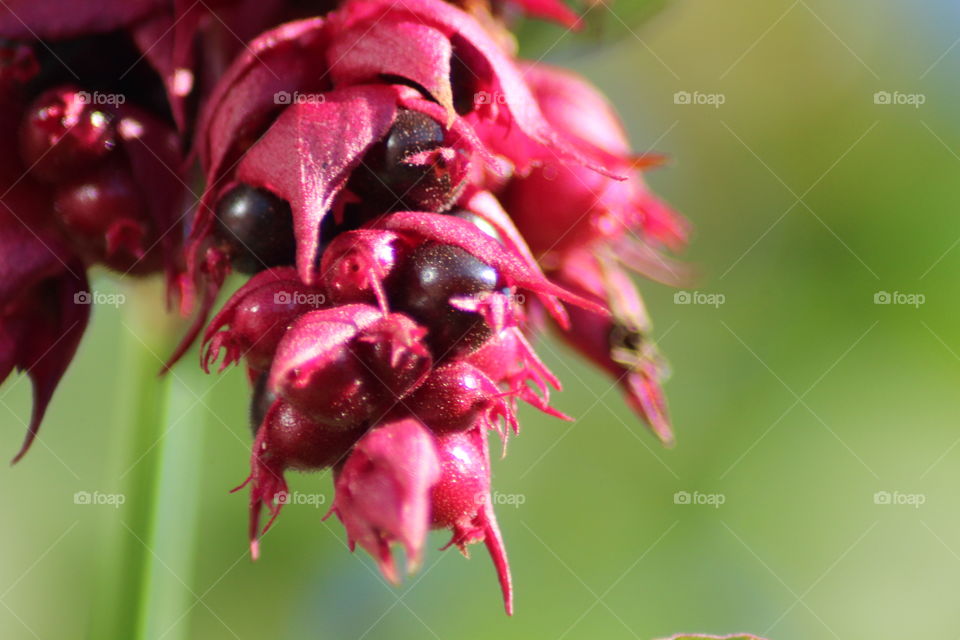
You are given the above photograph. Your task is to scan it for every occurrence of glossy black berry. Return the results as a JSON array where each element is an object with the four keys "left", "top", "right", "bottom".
[
  {"left": 391, "top": 243, "right": 499, "bottom": 358},
  {"left": 384, "top": 109, "right": 444, "bottom": 165},
  {"left": 348, "top": 109, "right": 455, "bottom": 215},
  {"left": 214, "top": 184, "right": 295, "bottom": 274}
]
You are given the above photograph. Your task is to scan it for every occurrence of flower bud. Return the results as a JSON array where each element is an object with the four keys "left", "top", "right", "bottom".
[
  {"left": 551, "top": 254, "right": 673, "bottom": 445},
  {"left": 203, "top": 267, "right": 327, "bottom": 373},
  {"left": 502, "top": 62, "right": 687, "bottom": 258},
  {"left": 269, "top": 304, "right": 432, "bottom": 429},
  {"left": 430, "top": 426, "right": 513, "bottom": 614},
  {"left": 331, "top": 417, "right": 440, "bottom": 582},
  {"left": 242, "top": 397, "right": 362, "bottom": 557}
]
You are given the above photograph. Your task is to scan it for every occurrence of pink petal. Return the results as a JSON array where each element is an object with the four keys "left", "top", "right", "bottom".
[
  {"left": 340, "top": 0, "right": 617, "bottom": 176},
  {"left": 327, "top": 16, "right": 454, "bottom": 120},
  {"left": 235, "top": 86, "right": 398, "bottom": 283},
  {"left": 333, "top": 418, "right": 441, "bottom": 580},
  {"left": 196, "top": 16, "right": 328, "bottom": 187}
]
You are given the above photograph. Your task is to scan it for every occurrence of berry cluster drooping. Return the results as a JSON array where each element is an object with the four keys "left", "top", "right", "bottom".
[
  {"left": 192, "top": 0, "right": 687, "bottom": 614},
  {"left": 1, "top": 0, "right": 689, "bottom": 615}
]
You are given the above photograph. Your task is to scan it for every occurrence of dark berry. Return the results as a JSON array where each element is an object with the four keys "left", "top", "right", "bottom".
[
  {"left": 272, "top": 307, "right": 432, "bottom": 431},
  {"left": 383, "top": 109, "right": 445, "bottom": 167},
  {"left": 391, "top": 243, "right": 498, "bottom": 357},
  {"left": 214, "top": 184, "right": 296, "bottom": 274},
  {"left": 348, "top": 109, "right": 456, "bottom": 214}
]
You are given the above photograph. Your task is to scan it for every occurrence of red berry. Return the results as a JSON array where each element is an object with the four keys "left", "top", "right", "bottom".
[
  {"left": 349, "top": 109, "right": 456, "bottom": 213},
  {"left": 430, "top": 429, "right": 488, "bottom": 530},
  {"left": 53, "top": 163, "right": 157, "bottom": 272},
  {"left": 205, "top": 276, "right": 327, "bottom": 373},
  {"left": 19, "top": 86, "right": 116, "bottom": 183},
  {"left": 258, "top": 399, "right": 360, "bottom": 470},
  {"left": 406, "top": 361, "right": 503, "bottom": 434},
  {"left": 320, "top": 229, "right": 413, "bottom": 307}
]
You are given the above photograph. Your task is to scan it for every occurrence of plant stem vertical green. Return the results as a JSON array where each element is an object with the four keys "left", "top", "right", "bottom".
[{"left": 86, "top": 280, "right": 205, "bottom": 640}]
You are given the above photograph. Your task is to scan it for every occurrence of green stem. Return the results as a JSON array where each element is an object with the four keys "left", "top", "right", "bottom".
[
  {"left": 134, "top": 364, "right": 205, "bottom": 639},
  {"left": 86, "top": 282, "right": 205, "bottom": 640}
]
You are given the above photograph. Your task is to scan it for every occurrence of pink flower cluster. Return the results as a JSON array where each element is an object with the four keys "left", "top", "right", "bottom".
[{"left": 0, "top": 0, "right": 687, "bottom": 612}]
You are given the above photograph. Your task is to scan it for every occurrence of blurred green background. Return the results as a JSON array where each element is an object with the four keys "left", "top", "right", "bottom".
[{"left": 3, "top": 0, "right": 960, "bottom": 638}]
